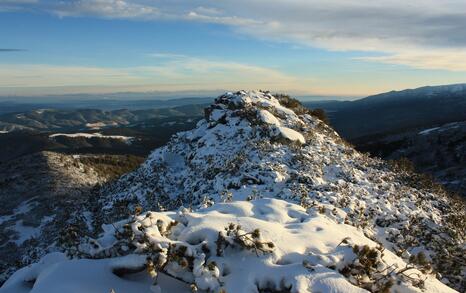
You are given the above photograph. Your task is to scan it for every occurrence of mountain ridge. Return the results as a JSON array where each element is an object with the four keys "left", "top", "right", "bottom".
[
  {"left": 304, "top": 83, "right": 466, "bottom": 140},
  {"left": 363, "top": 83, "right": 466, "bottom": 101},
  {"left": 1, "top": 91, "right": 465, "bottom": 293}
]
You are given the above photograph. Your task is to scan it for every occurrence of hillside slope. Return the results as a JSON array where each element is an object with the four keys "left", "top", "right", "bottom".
[
  {"left": 0, "top": 152, "right": 143, "bottom": 283},
  {"left": 355, "top": 121, "right": 466, "bottom": 196},
  {"left": 2, "top": 91, "right": 465, "bottom": 293}
]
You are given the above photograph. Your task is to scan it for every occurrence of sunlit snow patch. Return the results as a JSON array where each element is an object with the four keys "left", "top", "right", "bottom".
[{"left": 49, "top": 132, "right": 134, "bottom": 144}]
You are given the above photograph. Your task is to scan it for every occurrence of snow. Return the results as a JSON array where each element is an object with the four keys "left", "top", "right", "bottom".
[
  {"left": 96, "top": 92, "right": 463, "bottom": 291},
  {"left": 0, "top": 130, "right": 9, "bottom": 134},
  {"left": 1, "top": 199, "right": 56, "bottom": 245},
  {"left": 258, "top": 109, "right": 281, "bottom": 126},
  {"left": 0, "top": 200, "right": 38, "bottom": 225},
  {"left": 9, "top": 220, "right": 40, "bottom": 245},
  {"left": 1, "top": 199, "right": 455, "bottom": 293},
  {"left": 0, "top": 253, "right": 191, "bottom": 293},
  {"left": 424, "top": 83, "right": 466, "bottom": 95},
  {"left": 275, "top": 126, "right": 306, "bottom": 144},
  {"left": 210, "top": 109, "right": 226, "bottom": 121},
  {"left": 49, "top": 132, "right": 134, "bottom": 144},
  {"left": 1, "top": 91, "right": 464, "bottom": 293},
  {"left": 85, "top": 122, "right": 107, "bottom": 130},
  {"left": 418, "top": 127, "right": 440, "bottom": 135},
  {"left": 14, "top": 200, "right": 38, "bottom": 214},
  {"left": 7, "top": 215, "right": 54, "bottom": 245},
  {"left": 418, "top": 122, "right": 461, "bottom": 135},
  {"left": 0, "top": 214, "right": 14, "bottom": 225}
]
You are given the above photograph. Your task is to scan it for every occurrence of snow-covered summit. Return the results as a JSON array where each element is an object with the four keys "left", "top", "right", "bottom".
[
  {"left": 100, "top": 90, "right": 341, "bottom": 210},
  {"left": 1, "top": 91, "right": 465, "bottom": 293}
]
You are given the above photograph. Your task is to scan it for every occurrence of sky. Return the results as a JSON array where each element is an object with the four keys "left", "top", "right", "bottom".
[{"left": 1, "top": 0, "right": 466, "bottom": 98}]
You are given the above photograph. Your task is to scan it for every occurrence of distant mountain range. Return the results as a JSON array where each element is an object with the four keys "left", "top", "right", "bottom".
[
  {"left": 0, "top": 97, "right": 213, "bottom": 115},
  {"left": 0, "top": 103, "right": 207, "bottom": 132},
  {"left": 304, "top": 83, "right": 466, "bottom": 139}
]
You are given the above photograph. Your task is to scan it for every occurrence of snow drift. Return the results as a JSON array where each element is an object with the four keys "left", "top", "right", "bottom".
[{"left": 1, "top": 199, "right": 456, "bottom": 293}]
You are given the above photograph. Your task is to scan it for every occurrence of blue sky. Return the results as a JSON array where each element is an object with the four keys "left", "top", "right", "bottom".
[{"left": 1, "top": 0, "right": 466, "bottom": 97}]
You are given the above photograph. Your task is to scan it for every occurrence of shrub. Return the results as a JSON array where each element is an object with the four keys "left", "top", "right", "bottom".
[
  {"left": 310, "top": 108, "right": 330, "bottom": 125},
  {"left": 216, "top": 223, "right": 275, "bottom": 257},
  {"left": 274, "top": 93, "right": 310, "bottom": 115},
  {"left": 78, "top": 154, "right": 144, "bottom": 180},
  {"left": 340, "top": 243, "right": 432, "bottom": 293}
]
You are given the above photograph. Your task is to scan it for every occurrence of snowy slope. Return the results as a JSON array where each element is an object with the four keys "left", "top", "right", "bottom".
[
  {"left": 2, "top": 91, "right": 465, "bottom": 292},
  {"left": 1, "top": 199, "right": 456, "bottom": 293}
]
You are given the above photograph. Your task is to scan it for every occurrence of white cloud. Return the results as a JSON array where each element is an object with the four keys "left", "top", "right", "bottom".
[
  {"left": 53, "top": 0, "right": 159, "bottom": 19},
  {"left": 355, "top": 48, "right": 466, "bottom": 72},
  {"left": 5, "top": 1, "right": 466, "bottom": 71},
  {"left": 0, "top": 56, "right": 311, "bottom": 95},
  {"left": 186, "top": 11, "right": 262, "bottom": 26},
  {"left": 192, "top": 6, "right": 222, "bottom": 16},
  {"left": 47, "top": 0, "right": 466, "bottom": 71},
  {"left": 0, "top": 0, "right": 37, "bottom": 3},
  {"left": 0, "top": 0, "right": 37, "bottom": 11},
  {"left": 148, "top": 52, "right": 189, "bottom": 59}
]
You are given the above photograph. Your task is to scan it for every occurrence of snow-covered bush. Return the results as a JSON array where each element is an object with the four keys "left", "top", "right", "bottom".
[
  {"left": 59, "top": 202, "right": 279, "bottom": 292},
  {"left": 339, "top": 243, "right": 434, "bottom": 293},
  {"left": 215, "top": 223, "right": 275, "bottom": 257}
]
